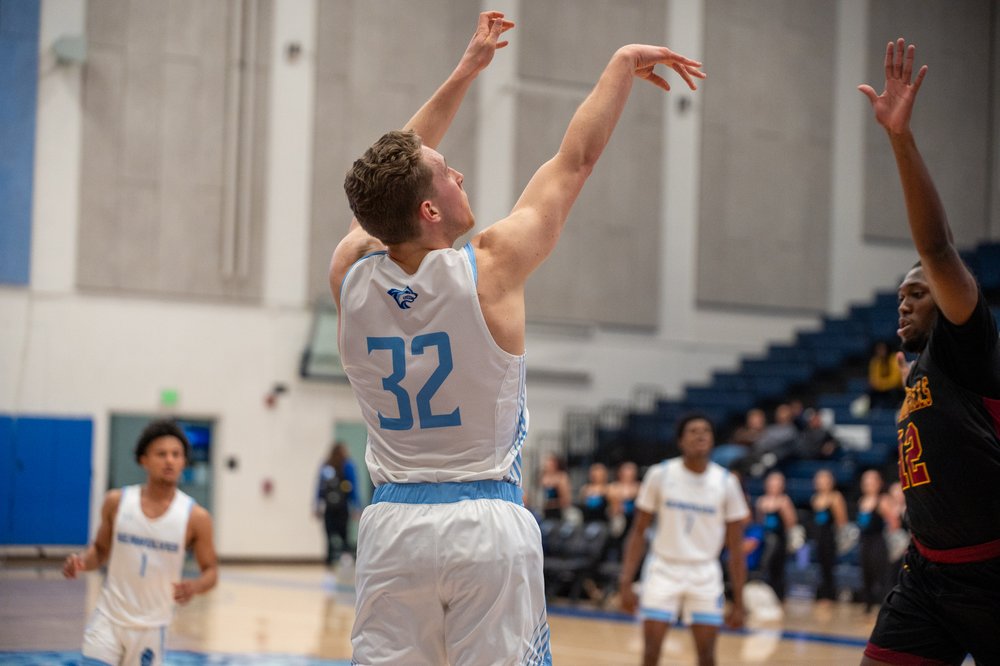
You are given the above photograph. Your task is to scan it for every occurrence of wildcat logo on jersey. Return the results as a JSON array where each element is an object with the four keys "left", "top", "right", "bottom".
[
  {"left": 897, "top": 375, "right": 933, "bottom": 421},
  {"left": 388, "top": 286, "right": 418, "bottom": 309}
]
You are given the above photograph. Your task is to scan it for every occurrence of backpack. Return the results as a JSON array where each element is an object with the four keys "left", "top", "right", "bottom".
[{"left": 321, "top": 465, "right": 352, "bottom": 513}]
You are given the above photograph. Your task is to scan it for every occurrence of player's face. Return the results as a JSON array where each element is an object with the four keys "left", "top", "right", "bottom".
[
  {"left": 897, "top": 267, "right": 937, "bottom": 353},
  {"left": 678, "top": 418, "right": 714, "bottom": 459},
  {"left": 422, "top": 147, "right": 474, "bottom": 238},
  {"left": 140, "top": 436, "right": 186, "bottom": 485}
]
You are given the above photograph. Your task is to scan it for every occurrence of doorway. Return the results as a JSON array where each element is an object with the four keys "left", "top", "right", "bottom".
[{"left": 333, "top": 421, "right": 369, "bottom": 545}]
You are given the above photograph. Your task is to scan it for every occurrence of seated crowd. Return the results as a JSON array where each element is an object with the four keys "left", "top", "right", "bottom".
[{"left": 533, "top": 402, "right": 908, "bottom": 615}]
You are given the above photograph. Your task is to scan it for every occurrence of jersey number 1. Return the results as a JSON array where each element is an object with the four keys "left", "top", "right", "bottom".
[{"left": 367, "top": 332, "right": 462, "bottom": 430}]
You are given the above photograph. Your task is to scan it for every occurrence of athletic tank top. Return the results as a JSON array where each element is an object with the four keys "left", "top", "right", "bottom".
[
  {"left": 813, "top": 506, "right": 832, "bottom": 527},
  {"left": 635, "top": 458, "right": 749, "bottom": 562},
  {"left": 581, "top": 492, "right": 608, "bottom": 522},
  {"left": 763, "top": 510, "right": 783, "bottom": 534},
  {"left": 96, "top": 485, "right": 193, "bottom": 627},
  {"left": 857, "top": 508, "right": 885, "bottom": 537},
  {"left": 339, "top": 244, "right": 528, "bottom": 486}
]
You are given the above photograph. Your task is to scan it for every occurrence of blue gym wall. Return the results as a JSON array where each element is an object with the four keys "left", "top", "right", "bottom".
[
  {"left": 0, "top": 0, "right": 39, "bottom": 285},
  {"left": 0, "top": 415, "right": 93, "bottom": 545}
]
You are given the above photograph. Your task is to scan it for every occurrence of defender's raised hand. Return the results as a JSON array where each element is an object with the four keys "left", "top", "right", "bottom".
[
  {"left": 858, "top": 38, "right": 928, "bottom": 135},
  {"left": 620, "top": 44, "right": 706, "bottom": 92}
]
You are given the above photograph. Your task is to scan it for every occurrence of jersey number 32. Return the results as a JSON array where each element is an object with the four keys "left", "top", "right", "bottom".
[{"left": 367, "top": 332, "right": 462, "bottom": 430}]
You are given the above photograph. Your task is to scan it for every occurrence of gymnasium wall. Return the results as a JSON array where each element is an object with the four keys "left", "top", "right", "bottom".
[{"left": 1, "top": 0, "right": 997, "bottom": 558}]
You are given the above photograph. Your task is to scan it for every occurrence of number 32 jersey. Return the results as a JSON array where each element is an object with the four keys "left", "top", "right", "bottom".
[{"left": 339, "top": 244, "right": 528, "bottom": 487}]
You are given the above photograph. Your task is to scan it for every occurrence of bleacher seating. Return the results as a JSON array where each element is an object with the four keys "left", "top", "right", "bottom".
[{"left": 542, "top": 520, "right": 611, "bottom": 602}]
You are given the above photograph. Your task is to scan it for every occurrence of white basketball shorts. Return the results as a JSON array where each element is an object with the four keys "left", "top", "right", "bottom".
[
  {"left": 639, "top": 554, "right": 725, "bottom": 627},
  {"left": 82, "top": 608, "right": 166, "bottom": 666},
  {"left": 351, "top": 481, "right": 551, "bottom": 666}
]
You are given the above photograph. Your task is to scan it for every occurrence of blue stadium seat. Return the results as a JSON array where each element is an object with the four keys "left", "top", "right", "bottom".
[
  {"left": 972, "top": 242, "right": 1000, "bottom": 290},
  {"left": 684, "top": 387, "right": 756, "bottom": 414}
]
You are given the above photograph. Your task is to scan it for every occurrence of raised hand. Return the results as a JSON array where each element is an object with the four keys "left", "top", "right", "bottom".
[
  {"left": 621, "top": 44, "right": 706, "bottom": 92},
  {"left": 457, "top": 11, "right": 515, "bottom": 76},
  {"left": 858, "top": 38, "right": 928, "bottom": 135}
]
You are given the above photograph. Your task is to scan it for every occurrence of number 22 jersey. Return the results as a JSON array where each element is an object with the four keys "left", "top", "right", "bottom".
[{"left": 338, "top": 244, "right": 528, "bottom": 487}]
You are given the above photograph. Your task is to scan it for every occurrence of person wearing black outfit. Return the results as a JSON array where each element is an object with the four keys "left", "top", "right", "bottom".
[
  {"left": 859, "top": 39, "right": 1000, "bottom": 665},
  {"left": 315, "top": 442, "right": 359, "bottom": 567},
  {"left": 856, "top": 470, "right": 892, "bottom": 613},
  {"left": 811, "top": 469, "right": 847, "bottom": 602},
  {"left": 755, "top": 471, "right": 797, "bottom": 601},
  {"left": 578, "top": 462, "right": 611, "bottom": 523}
]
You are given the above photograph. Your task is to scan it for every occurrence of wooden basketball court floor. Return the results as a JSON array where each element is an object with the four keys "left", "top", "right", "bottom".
[{"left": 0, "top": 559, "right": 965, "bottom": 665}]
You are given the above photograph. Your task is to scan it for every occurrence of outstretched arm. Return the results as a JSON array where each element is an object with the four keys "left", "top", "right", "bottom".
[
  {"left": 403, "top": 11, "right": 514, "bottom": 149},
  {"left": 476, "top": 44, "right": 704, "bottom": 283},
  {"left": 858, "top": 38, "right": 978, "bottom": 325}
]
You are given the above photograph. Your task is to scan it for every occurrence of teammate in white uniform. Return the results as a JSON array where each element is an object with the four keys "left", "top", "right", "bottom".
[
  {"left": 63, "top": 420, "right": 217, "bottom": 666},
  {"left": 619, "top": 414, "right": 749, "bottom": 666},
  {"left": 330, "top": 10, "right": 705, "bottom": 666}
]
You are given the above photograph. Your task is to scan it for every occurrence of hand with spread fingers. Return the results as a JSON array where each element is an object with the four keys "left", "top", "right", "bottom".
[{"left": 858, "top": 38, "right": 927, "bottom": 136}]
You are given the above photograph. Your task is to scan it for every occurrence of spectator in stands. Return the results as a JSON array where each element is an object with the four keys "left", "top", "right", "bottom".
[
  {"left": 753, "top": 403, "right": 799, "bottom": 459},
  {"left": 857, "top": 469, "right": 894, "bottom": 613},
  {"left": 608, "top": 461, "right": 640, "bottom": 538},
  {"left": 811, "top": 469, "right": 848, "bottom": 602},
  {"left": 755, "top": 471, "right": 797, "bottom": 601},
  {"left": 578, "top": 462, "right": 611, "bottom": 523},
  {"left": 867, "top": 341, "right": 904, "bottom": 410},
  {"left": 788, "top": 398, "right": 809, "bottom": 431},
  {"left": 794, "top": 409, "right": 840, "bottom": 460},
  {"left": 539, "top": 454, "right": 571, "bottom": 521},
  {"left": 746, "top": 403, "right": 800, "bottom": 476},
  {"left": 731, "top": 408, "right": 767, "bottom": 448}
]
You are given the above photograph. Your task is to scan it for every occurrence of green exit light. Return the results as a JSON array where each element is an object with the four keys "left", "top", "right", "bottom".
[{"left": 160, "top": 388, "right": 179, "bottom": 407}]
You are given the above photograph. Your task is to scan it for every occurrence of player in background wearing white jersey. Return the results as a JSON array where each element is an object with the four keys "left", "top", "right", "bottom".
[
  {"left": 330, "top": 10, "right": 705, "bottom": 666},
  {"left": 619, "top": 414, "right": 750, "bottom": 666},
  {"left": 63, "top": 420, "right": 217, "bottom": 666}
]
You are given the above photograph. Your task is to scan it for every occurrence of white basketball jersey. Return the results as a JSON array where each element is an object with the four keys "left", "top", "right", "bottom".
[
  {"left": 636, "top": 458, "right": 749, "bottom": 562},
  {"left": 338, "top": 244, "right": 528, "bottom": 486},
  {"left": 95, "top": 485, "right": 193, "bottom": 627}
]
